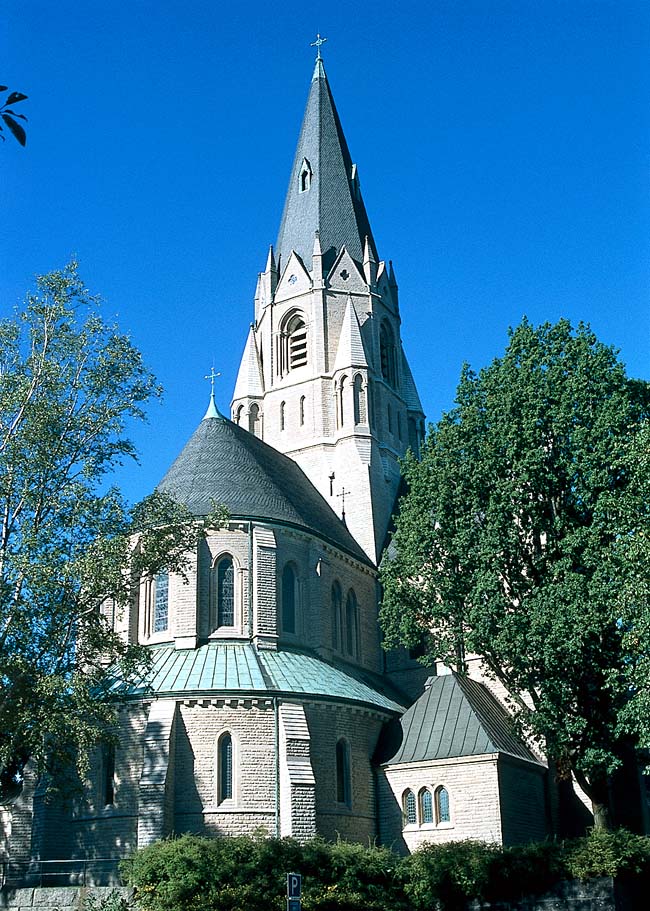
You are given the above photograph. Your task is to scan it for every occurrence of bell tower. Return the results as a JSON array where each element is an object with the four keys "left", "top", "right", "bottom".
[{"left": 231, "top": 55, "right": 424, "bottom": 562}]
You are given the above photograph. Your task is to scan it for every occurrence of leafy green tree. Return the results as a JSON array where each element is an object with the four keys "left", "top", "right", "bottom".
[
  {"left": 380, "top": 318, "right": 650, "bottom": 828},
  {"left": 0, "top": 86, "right": 28, "bottom": 146},
  {"left": 0, "top": 263, "right": 203, "bottom": 793}
]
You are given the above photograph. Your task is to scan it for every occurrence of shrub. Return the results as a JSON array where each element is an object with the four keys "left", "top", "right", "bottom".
[
  {"left": 483, "top": 841, "right": 567, "bottom": 901},
  {"left": 405, "top": 840, "right": 497, "bottom": 911},
  {"left": 564, "top": 828, "right": 650, "bottom": 880}
]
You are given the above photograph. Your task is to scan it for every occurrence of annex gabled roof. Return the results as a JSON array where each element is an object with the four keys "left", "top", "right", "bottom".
[
  {"left": 275, "top": 59, "right": 377, "bottom": 276},
  {"left": 376, "top": 673, "right": 543, "bottom": 766},
  {"left": 157, "top": 410, "right": 371, "bottom": 565}
]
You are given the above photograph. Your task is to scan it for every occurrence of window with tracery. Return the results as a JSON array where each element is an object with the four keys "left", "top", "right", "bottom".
[
  {"left": 336, "top": 738, "right": 351, "bottom": 806},
  {"left": 218, "top": 732, "right": 233, "bottom": 803},
  {"left": 215, "top": 556, "right": 235, "bottom": 628},
  {"left": 420, "top": 788, "right": 433, "bottom": 824},
  {"left": 345, "top": 589, "right": 359, "bottom": 657},
  {"left": 153, "top": 571, "right": 169, "bottom": 633},
  {"left": 380, "top": 321, "right": 397, "bottom": 387},
  {"left": 331, "top": 581, "right": 342, "bottom": 650},
  {"left": 403, "top": 789, "right": 416, "bottom": 825},
  {"left": 282, "top": 563, "right": 297, "bottom": 635},
  {"left": 435, "top": 786, "right": 451, "bottom": 823}
]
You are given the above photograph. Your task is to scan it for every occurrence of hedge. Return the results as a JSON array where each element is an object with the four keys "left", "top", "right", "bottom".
[{"left": 121, "top": 828, "right": 650, "bottom": 911}]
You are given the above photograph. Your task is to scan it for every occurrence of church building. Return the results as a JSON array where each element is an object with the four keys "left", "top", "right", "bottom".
[{"left": 1, "top": 54, "right": 550, "bottom": 872}]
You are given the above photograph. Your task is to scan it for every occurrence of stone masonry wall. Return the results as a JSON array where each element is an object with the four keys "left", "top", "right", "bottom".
[
  {"left": 307, "top": 703, "right": 385, "bottom": 844},
  {"left": 498, "top": 756, "right": 549, "bottom": 845},
  {"left": 174, "top": 701, "right": 277, "bottom": 838},
  {"left": 378, "top": 754, "right": 502, "bottom": 853}
]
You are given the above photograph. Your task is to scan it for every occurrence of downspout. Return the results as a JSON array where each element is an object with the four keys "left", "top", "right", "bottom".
[
  {"left": 248, "top": 521, "right": 254, "bottom": 639},
  {"left": 274, "top": 696, "right": 280, "bottom": 837}
]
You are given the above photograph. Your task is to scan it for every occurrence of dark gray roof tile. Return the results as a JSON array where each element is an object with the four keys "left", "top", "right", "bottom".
[{"left": 157, "top": 413, "right": 371, "bottom": 565}]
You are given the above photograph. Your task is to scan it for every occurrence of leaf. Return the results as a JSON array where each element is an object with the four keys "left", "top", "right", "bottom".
[
  {"left": 8, "top": 112, "right": 27, "bottom": 120},
  {"left": 1, "top": 113, "right": 26, "bottom": 146},
  {"left": 6, "top": 92, "right": 27, "bottom": 105},
  {"left": 0, "top": 86, "right": 7, "bottom": 92}
]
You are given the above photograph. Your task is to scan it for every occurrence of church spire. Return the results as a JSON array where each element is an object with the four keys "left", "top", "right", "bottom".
[{"left": 275, "top": 59, "right": 378, "bottom": 276}]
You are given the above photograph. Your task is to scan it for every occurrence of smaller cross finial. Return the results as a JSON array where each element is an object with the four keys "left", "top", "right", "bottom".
[
  {"left": 204, "top": 366, "right": 221, "bottom": 396},
  {"left": 337, "top": 486, "right": 351, "bottom": 523},
  {"left": 311, "top": 33, "right": 328, "bottom": 61}
]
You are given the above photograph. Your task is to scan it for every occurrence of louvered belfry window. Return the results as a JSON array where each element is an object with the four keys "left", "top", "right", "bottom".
[
  {"left": 288, "top": 314, "right": 307, "bottom": 369},
  {"left": 217, "top": 557, "right": 235, "bottom": 627}
]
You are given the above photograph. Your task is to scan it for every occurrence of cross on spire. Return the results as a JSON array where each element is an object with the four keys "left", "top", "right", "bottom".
[
  {"left": 337, "top": 486, "right": 351, "bottom": 523},
  {"left": 311, "top": 33, "right": 327, "bottom": 60},
  {"left": 204, "top": 366, "right": 221, "bottom": 395}
]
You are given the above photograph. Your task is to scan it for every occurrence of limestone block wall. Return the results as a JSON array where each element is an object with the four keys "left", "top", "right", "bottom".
[
  {"left": 279, "top": 704, "right": 316, "bottom": 841},
  {"left": 498, "top": 756, "right": 548, "bottom": 845},
  {"left": 378, "top": 754, "right": 503, "bottom": 853},
  {"left": 306, "top": 703, "right": 385, "bottom": 844},
  {"left": 200, "top": 527, "right": 251, "bottom": 641},
  {"left": 174, "top": 700, "right": 277, "bottom": 838},
  {"left": 71, "top": 705, "right": 148, "bottom": 859}
]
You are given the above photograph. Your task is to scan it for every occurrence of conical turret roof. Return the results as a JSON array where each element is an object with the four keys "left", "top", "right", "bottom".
[
  {"left": 158, "top": 411, "right": 370, "bottom": 565},
  {"left": 276, "top": 59, "right": 377, "bottom": 275}
]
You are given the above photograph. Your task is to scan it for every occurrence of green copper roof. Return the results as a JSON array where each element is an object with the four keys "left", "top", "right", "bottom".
[
  {"left": 111, "top": 642, "right": 405, "bottom": 714},
  {"left": 376, "top": 673, "right": 543, "bottom": 766}
]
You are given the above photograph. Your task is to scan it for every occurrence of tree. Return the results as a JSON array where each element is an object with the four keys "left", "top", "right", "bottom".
[
  {"left": 0, "top": 263, "right": 204, "bottom": 794},
  {"left": 380, "top": 318, "right": 650, "bottom": 828},
  {"left": 0, "top": 87, "right": 28, "bottom": 146}
]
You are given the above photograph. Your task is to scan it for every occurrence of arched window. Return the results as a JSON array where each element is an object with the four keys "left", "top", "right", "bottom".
[
  {"left": 345, "top": 589, "right": 359, "bottom": 657},
  {"left": 216, "top": 556, "right": 235, "bottom": 628},
  {"left": 420, "top": 788, "right": 433, "bottom": 824},
  {"left": 217, "top": 733, "right": 233, "bottom": 804},
  {"left": 282, "top": 564, "right": 297, "bottom": 635},
  {"left": 299, "top": 395, "right": 305, "bottom": 426},
  {"left": 331, "top": 581, "right": 342, "bottom": 650},
  {"left": 235, "top": 404, "right": 243, "bottom": 425},
  {"left": 280, "top": 400, "right": 286, "bottom": 431},
  {"left": 299, "top": 158, "right": 312, "bottom": 193},
  {"left": 336, "top": 738, "right": 351, "bottom": 806},
  {"left": 402, "top": 789, "right": 416, "bottom": 826},
  {"left": 102, "top": 743, "right": 115, "bottom": 807},
  {"left": 353, "top": 374, "right": 366, "bottom": 425},
  {"left": 380, "top": 321, "right": 397, "bottom": 387},
  {"left": 338, "top": 375, "right": 347, "bottom": 427},
  {"left": 249, "top": 403, "right": 261, "bottom": 437},
  {"left": 435, "top": 786, "right": 451, "bottom": 824},
  {"left": 153, "top": 571, "right": 169, "bottom": 633},
  {"left": 387, "top": 404, "right": 393, "bottom": 434}
]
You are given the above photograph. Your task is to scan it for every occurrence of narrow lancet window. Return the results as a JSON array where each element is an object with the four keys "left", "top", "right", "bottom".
[
  {"left": 153, "top": 572, "right": 169, "bottom": 633},
  {"left": 336, "top": 738, "right": 351, "bottom": 806},
  {"left": 282, "top": 564, "right": 297, "bottom": 634},
  {"left": 218, "top": 733, "right": 233, "bottom": 803},
  {"left": 217, "top": 557, "right": 235, "bottom": 627}
]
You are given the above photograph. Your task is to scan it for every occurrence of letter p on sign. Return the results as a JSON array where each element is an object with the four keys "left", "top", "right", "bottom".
[{"left": 287, "top": 872, "right": 302, "bottom": 898}]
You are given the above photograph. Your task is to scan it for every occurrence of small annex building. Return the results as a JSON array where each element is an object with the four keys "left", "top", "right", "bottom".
[
  {"left": 1, "top": 53, "right": 552, "bottom": 877},
  {"left": 376, "top": 673, "right": 547, "bottom": 852}
]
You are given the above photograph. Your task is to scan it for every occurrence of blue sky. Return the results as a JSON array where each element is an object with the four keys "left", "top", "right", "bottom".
[{"left": 3, "top": 1, "right": 649, "bottom": 504}]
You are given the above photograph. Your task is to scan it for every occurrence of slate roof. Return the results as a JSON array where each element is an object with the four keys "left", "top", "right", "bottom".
[
  {"left": 376, "top": 673, "right": 543, "bottom": 766},
  {"left": 276, "top": 58, "right": 378, "bottom": 276},
  {"left": 109, "top": 642, "right": 405, "bottom": 714},
  {"left": 157, "top": 412, "right": 370, "bottom": 565}
]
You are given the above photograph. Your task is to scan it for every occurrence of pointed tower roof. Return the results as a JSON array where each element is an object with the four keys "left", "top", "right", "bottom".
[
  {"left": 276, "top": 60, "right": 377, "bottom": 275},
  {"left": 233, "top": 327, "right": 264, "bottom": 401}
]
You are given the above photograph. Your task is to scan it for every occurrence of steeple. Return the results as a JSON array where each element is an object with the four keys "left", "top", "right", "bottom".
[{"left": 275, "top": 59, "right": 377, "bottom": 276}]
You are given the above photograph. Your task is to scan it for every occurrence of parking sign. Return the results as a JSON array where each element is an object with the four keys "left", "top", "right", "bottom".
[{"left": 287, "top": 872, "right": 302, "bottom": 898}]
